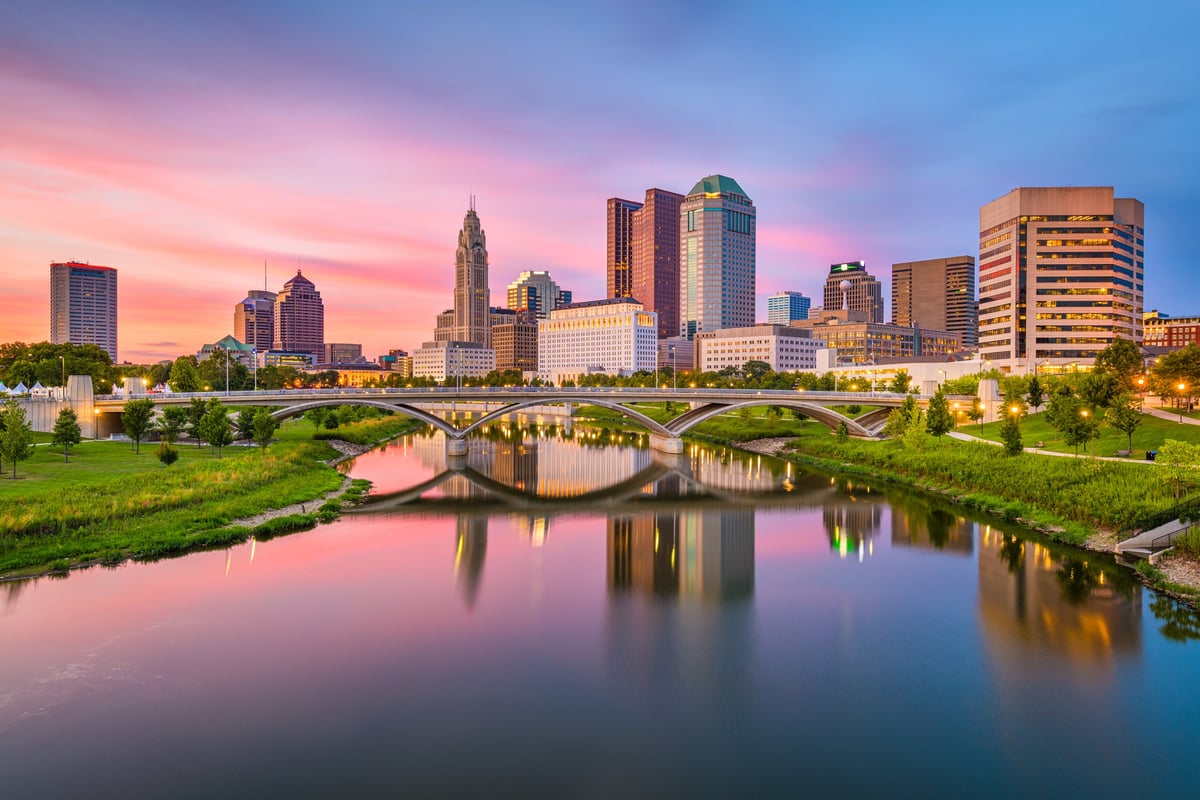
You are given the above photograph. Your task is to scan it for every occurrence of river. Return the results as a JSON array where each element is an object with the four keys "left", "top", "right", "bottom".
[{"left": 1, "top": 426, "right": 1198, "bottom": 798}]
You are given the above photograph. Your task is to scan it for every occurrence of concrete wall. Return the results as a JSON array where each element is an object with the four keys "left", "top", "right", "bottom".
[{"left": 14, "top": 375, "right": 98, "bottom": 438}]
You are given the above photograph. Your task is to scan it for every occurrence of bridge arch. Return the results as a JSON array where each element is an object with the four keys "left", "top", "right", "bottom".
[
  {"left": 459, "top": 397, "right": 673, "bottom": 438},
  {"left": 271, "top": 399, "right": 459, "bottom": 437},
  {"left": 665, "top": 400, "right": 872, "bottom": 438}
]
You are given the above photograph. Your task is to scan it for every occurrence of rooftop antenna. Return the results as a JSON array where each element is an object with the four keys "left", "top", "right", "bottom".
[{"left": 469, "top": 194, "right": 475, "bottom": 212}]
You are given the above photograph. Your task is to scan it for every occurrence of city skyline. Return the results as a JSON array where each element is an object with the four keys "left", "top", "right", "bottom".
[{"left": 2, "top": 1, "right": 1198, "bottom": 361}]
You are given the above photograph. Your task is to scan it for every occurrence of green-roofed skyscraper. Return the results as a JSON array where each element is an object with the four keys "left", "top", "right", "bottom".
[{"left": 679, "top": 175, "right": 756, "bottom": 339}]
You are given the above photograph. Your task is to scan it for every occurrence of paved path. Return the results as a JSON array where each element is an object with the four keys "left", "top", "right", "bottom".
[
  {"left": 1143, "top": 405, "right": 1200, "bottom": 426},
  {"left": 948, "top": 430, "right": 1155, "bottom": 464}
]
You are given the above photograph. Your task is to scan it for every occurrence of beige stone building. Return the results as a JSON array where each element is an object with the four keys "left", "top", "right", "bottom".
[{"left": 891, "top": 256, "right": 977, "bottom": 348}]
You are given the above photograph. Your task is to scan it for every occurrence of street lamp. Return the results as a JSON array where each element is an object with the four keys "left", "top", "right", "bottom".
[
  {"left": 1178, "top": 382, "right": 1187, "bottom": 423},
  {"left": 977, "top": 401, "right": 985, "bottom": 432},
  {"left": 1135, "top": 375, "right": 1146, "bottom": 409},
  {"left": 670, "top": 345, "right": 676, "bottom": 392},
  {"left": 94, "top": 407, "right": 101, "bottom": 440},
  {"left": 1080, "top": 408, "right": 1091, "bottom": 456},
  {"left": 952, "top": 401, "right": 961, "bottom": 428}
]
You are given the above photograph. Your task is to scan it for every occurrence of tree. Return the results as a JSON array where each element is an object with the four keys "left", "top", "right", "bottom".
[
  {"left": 52, "top": 407, "right": 81, "bottom": 462},
  {"left": 882, "top": 394, "right": 918, "bottom": 438},
  {"left": 1157, "top": 440, "right": 1200, "bottom": 500},
  {"left": 902, "top": 408, "right": 928, "bottom": 450},
  {"left": 186, "top": 397, "right": 208, "bottom": 447},
  {"left": 889, "top": 370, "right": 911, "bottom": 394},
  {"left": 199, "top": 400, "right": 234, "bottom": 457},
  {"left": 156, "top": 441, "right": 179, "bottom": 467},
  {"left": 121, "top": 398, "right": 156, "bottom": 454},
  {"left": 1093, "top": 336, "right": 1143, "bottom": 385},
  {"left": 168, "top": 356, "right": 201, "bottom": 393},
  {"left": 925, "top": 391, "right": 953, "bottom": 439},
  {"left": 156, "top": 406, "right": 188, "bottom": 445},
  {"left": 1078, "top": 371, "right": 1119, "bottom": 409},
  {"left": 836, "top": 421, "right": 849, "bottom": 442},
  {"left": 1027, "top": 376, "right": 1044, "bottom": 412},
  {"left": 0, "top": 400, "right": 34, "bottom": 478},
  {"left": 252, "top": 409, "right": 278, "bottom": 450},
  {"left": 1105, "top": 393, "right": 1143, "bottom": 453},
  {"left": 999, "top": 411, "right": 1023, "bottom": 455},
  {"left": 235, "top": 408, "right": 257, "bottom": 440}
]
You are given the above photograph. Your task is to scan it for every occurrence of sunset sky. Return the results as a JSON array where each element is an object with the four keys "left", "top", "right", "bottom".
[{"left": 2, "top": 0, "right": 1198, "bottom": 363}]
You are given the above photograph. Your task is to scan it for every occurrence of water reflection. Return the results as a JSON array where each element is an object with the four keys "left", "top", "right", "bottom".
[
  {"left": 890, "top": 496, "right": 974, "bottom": 555},
  {"left": 977, "top": 526, "right": 1142, "bottom": 664}
]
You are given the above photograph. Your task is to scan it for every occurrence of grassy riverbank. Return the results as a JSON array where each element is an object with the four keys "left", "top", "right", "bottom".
[
  {"left": 968, "top": 410, "right": 1200, "bottom": 458},
  {"left": 0, "top": 415, "right": 419, "bottom": 578}
]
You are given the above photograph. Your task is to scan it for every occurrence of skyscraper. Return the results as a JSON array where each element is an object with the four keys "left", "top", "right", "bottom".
[
  {"left": 823, "top": 261, "right": 883, "bottom": 323},
  {"left": 274, "top": 270, "right": 324, "bottom": 356},
  {"left": 453, "top": 202, "right": 491, "bottom": 345},
  {"left": 607, "top": 197, "right": 642, "bottom": 299},
  {"left": 233, "top": 289, "right": 277, "bottom": 353},
  {"left": 767, "top": 291, "right": 811, "bottom": 324},
  {"left": 50, "top": 261, "right": 118, "bottom": 362},
  {"left": 891, "top": 256, "right": 978, "bottom": 347},
  {"left": 979, "top": 187, "right": 1144, "bottom": 372},
  {"left": 631, "top": 187, "right": 684, "bottom": 339},
  {"left": 506, "top": 270, "right": 572, "bottom": 318},
  {"left": 679, "top": 175, "right": 756, "bottom": 339}
]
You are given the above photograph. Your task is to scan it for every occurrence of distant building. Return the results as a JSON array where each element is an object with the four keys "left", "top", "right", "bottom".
[
  {"left": 506, "top": 270, "right": 572, "bottom": 318},
  {"left": 411, "top": 340, "right": 495, "bottom": 382},
  {"left": 377, "top": 349, "right": 412, "bottom": 376},
  {"left": 538, "top": 299, "right": 657, "bottom": 384},
  {"left": 791, "top": 310, "right": 960, "bottom": 365},
  {"left": 679, "top": 175, "right": 756, "bottom": 339},
  {"left": 50, "top": 261, "right": 118, "bottom": 362},
  {"left": 198, "top": 335, "right": 256, "bottom": 366},
  {"left": 631, "top": 188, "right": 684, "bottom": 338},
  {"left": 658, "top": 337, "right": 695, "bottom": 374},
  {"left": 766, "top": 291, "right": 811, "bottom": 325},
  {"left": 234, "top": 289, "right": 277, "bottom": 353},
  {"left": 892, "top": 256, "right": 978, "bottom": 348},
  {"left": 823, "top": 261, "right": 883, "bottom": 323},
  {"left": 492, "top": 313, "right": 539, "bottom": 373},
  {"left": 695, "top": 324, "right": 824, "bottom": 373},
  {"left": 607, "top": 197, "right": 642, "bottom": 299},
  {"left": 305, "top": 365, "right": 391, "bottom": 387},
  {"left": 979, "top": 186, "right": 1144, "bottom": 373},
  {"left": 274, "top": 270, "right": 324, "bottom": 357},
  {"left": 262, "top": 350, "right": 316, "bottom": 369},
  {"left": 322, "top": 342, "right": 366, "bottom": 365},
  {"left": 451, "top": 203, "right": 492, "bottom": 346},
  {"left": 1143, "top": 311, "right": 1200, "bottom": 350}
]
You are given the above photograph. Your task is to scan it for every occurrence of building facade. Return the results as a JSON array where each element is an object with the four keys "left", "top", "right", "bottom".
[
  {"left": 506, "top": 270, "right": 571, "bottom": 318},
  {"left": 978, "top": 186, "right": 1144, "bottom": 373},
  {"left": 791, "top": 311, "right": 960, "bottom": 365},
  {"left": 412, "top": 340, "right": 496, "bottom": 382},
  {"left": 50, "top": 261, "right": 118, "bottom": 362},
  {"left": 274, "top": 270, "right": 324, "bottom": 356},
  {"left": 322, "top": 343, "right": 366, "bottom": 364},
  {"left": 492, "top": 314, "right": 539, "bottom": 373},
  {"left": 1144, "top": 311, "right": 1200, "bottom": 350},
  {"left": 766, "top": 291, "right": 811, "bottom": 325},
  {"left": 679, "top": 175, "right": 756, "bottom": 339},
  {"left": 450, "top": 203, "right": 491, "bottom": 346},
  {"left": 233, "top": 289, "right": 277, "bottom": 353},
  {"left": 891, "top": 256, "right": 978, "bottom": 348},
  {"left": 538, "top": 299, "right": 658, "bottom": 384},
  {"left": 695, "top": 324, "right": 824, "bottom": 373},
  {"left": 631, "top": 187, "right": 684, "bottom": 339},
  {"left": 822, "top": 261, "right": 883, "bottom": 323},
  {"left": 198, "top": 334, "right": 255, "bottom": 366},
  {"left": 607, "top": 197, "right": 642, "bottom": 299}
]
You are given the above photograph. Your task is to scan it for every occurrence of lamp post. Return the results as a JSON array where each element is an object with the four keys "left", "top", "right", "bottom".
[
  {"left": 1080, "top": 408, "right": 1091, "bottom": 456},
  {"left": 252, "top": 348, "right": 258, "bottom": 392},
  {"left": 1135, "top": 375, "right": 1145, "bottom": 409},
  {"left": 952, "top": 401, "right": 960, "bottom": 428},
  {"left": 224, "top": 348, "right": 230, "bottom": 397},
  {"left": 60, "top": 355, "right": 66, "bottom": 387},
  {"left": 670, "top": 345, "right": 676, "bottom": 392},
  {"left": 1178, "top": 382, "right": 1187, "bottom": 423},
  {"left": 94, "top": 407, "right": 101, "bottom": 440},
  {"left": 977, "top": 401, "right": 985, "bottom": 432}
]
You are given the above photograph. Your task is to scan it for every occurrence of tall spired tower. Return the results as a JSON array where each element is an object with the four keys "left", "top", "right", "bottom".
[{"left": 453, "top": 199, "right": 491, "bottom": 345}]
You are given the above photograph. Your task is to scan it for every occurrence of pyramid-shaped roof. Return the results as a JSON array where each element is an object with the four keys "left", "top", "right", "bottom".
[{"left": 688, "top": 174, "right": 748, "bottom": 198}]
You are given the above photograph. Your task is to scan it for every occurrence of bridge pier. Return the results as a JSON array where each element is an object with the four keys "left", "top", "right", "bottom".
[
  {"left": 446, "top": 438, "right": 468, "bottom": 456},
  {"left": 649, "top": 434, "right": 684, "bottom": 454}
]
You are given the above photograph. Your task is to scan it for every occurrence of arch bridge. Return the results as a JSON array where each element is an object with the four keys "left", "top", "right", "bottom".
[{"left": 93, "top": 386, "right": 963, "bottom": 453}]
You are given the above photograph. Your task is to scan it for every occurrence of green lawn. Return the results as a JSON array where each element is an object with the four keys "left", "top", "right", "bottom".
[{"left": 963, "top": 410, "right": 1200, "bottom": 458}]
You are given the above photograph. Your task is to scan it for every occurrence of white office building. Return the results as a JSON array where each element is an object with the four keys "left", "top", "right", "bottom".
[
  {"left": 412, "top": 340, "right": 496, "bottom": 382},
  {"left": 695, "top": 324, "right": 824, "bottom": 373},
  {"left": 537, "top": 299, "right": 658, "bottom": 384}
]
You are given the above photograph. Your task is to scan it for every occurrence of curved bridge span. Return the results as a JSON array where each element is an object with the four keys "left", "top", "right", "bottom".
[{"left": 94, "top": 387, "right": 963, "bottom": 451}]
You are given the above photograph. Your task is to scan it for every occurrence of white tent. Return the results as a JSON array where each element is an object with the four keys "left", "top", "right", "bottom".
[
  {"left": 0, "top": 381, "right": 8, "bottom": 394},
  {"left": 12, "top": 381, "right": 28, "bottom": 394}
]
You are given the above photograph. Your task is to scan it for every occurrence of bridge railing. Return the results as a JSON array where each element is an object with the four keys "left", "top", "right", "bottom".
[{"left": 97, "top": 386, "right": 928, "bottom": 401}]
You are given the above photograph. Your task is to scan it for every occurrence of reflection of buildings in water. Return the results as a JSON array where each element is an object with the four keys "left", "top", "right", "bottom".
[
  {"left": 607, "top": 509, "right": 754, "bottom": 601},
  {"left": 890, "top": 503, "right": 974, "bottom": 555},
  {"left": 822, "top": 497, "right": 883, "bottom": 560},
  {"left": 454, "top": 516, "right": 488, "bottom": 609},
  {"left": 977, "top": 526, "right": 1141, "bottom": 666},
  {"left": 688, "top": 447, "right": 789, "bottom": 493},
  {"left": 512, "top": 514, "right": 550, "bottom": 547}
]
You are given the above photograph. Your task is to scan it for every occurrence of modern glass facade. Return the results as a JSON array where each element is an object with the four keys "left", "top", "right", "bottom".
[
  {"left": 631, "top": 188, "right": 684, "bottom": 338},
  {"left": 766, "top": 291, "right": 811, "bottom": 325},
  {"left": 606, "top": 197, "right": 642, "bottom": 299},
  {"left": 274, "top": 271, "right": 324, "bottom": 356},
  {"left": 678, "top": 175, "right": 756, "bottom": 339}
]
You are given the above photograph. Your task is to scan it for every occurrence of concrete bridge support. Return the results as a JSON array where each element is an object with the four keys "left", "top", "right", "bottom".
[
  {"left": 446, "top": 438, "right": 469, "bottom": 456},
  {"left": 649, "top": 434, "right": 684, "bottom": 454}
]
